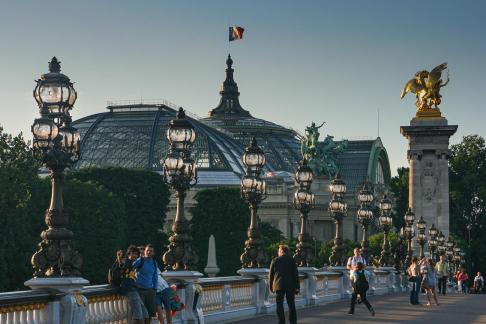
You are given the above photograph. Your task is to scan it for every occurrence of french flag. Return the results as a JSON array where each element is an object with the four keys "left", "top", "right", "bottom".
[{"left": 229, "top": 26, "right": 245, "bottom": 41}]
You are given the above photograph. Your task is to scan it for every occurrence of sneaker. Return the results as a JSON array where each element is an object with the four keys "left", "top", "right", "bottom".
[
  {"left": 371, "top": 310, "right": 375, "bottom": 316},
  {"left": 348, "top": 311, "right": 354, "bottom": 315}
]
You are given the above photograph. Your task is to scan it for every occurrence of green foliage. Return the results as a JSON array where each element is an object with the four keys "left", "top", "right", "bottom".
[
  {"left": 0, "top": 129, "right": 172, "bottom": 291},
  {"left": 367, "top": 232, "right": 399, "bottom": 263},
  {"left": 0, "top": 128, "right": 40, "bottom": 291},
  {"left": 190, "top": 188, "right": 283, "bottom": 276},
  {"left": 67, "top": 167, "right": 170, "bottom": 254},
  {"left": 449, "top": 135, "right": 486, "bottom": 274},
  {"left": 390, "top": 167, "right": 409, "bottom": 230}
]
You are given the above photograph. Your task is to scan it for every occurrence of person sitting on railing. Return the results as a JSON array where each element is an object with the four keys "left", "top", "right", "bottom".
[
  {"left": 155, "top": 268, "right": 172, "bottom": 324},
  {"left": 108, "top": 249, "right": 124, "bottom": 286},
  {"left": 121, "top": 245, "right": 150, "bottom": 324},
  {"left": 269, "top": 245, "right": 300, "bottom": 324},
  {"left": 347, "top": 248, "right": 367, "bottom": 273},
  {"left": 133, "top": 244, "right": 159, "bottom": 323}
]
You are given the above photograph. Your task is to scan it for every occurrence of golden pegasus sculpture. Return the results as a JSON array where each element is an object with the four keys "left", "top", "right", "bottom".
[{"left": 400, "top": 63, "right": 450, "bottom": 114}]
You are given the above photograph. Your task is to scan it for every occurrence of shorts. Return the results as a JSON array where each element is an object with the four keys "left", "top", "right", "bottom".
[
  {"left": 126, "top": 291, "right": 149, "bottom": 320},
  {"left": 137, "top": 287, "right": 156, "bottom": 317},
  {"left": 155, "top": 288, "right": 172, "bottom": 310}
]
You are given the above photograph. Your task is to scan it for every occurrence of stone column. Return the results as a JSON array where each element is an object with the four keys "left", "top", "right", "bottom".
[{"left": 401, "top": 117, "right": 457, "bottom": 238}]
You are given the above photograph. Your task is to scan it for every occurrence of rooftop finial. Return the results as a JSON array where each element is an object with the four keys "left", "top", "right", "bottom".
[
  {"left": 48, "top": 57, "right": 61, "bottom": 73},
  {"left": 226, "top": 54, "right": 233, "bottom": 68},
  {"left": 177, "top": 107, "right": 186, "bottom": 119}
]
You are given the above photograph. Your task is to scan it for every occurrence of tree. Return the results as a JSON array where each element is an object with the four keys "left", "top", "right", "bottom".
[
  {"left": 389, "top": 167, "right": 409, "bottom": 230},
  {"left": 190, "top": 188, "right": 283, "bottom": 276},
  {"left": 0, "top": 128, "right": 40, "bottom": 291},
  {"left": 68, "top": 167, "right": 170, "bottom": 254},
  {"left": 28, "top": 178, "right": 128, "bottom": 284},
  {"left": 449, "top": 135, "right": 486, "bottom": 274}
]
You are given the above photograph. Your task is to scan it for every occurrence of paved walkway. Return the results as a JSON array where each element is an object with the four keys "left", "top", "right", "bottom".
[{"left": 231, "top": 293, "right": 486, "bottom": 323}]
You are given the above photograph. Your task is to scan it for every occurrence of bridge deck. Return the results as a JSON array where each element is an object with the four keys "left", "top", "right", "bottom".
[{"left": 231, "top": 293, "right": 486, "bottom": 324}]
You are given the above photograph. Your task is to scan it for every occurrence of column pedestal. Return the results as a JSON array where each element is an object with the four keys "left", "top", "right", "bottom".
[
  {"left": 162, "top": 271, "right": 203, "bottom": 324},
  {"left": 25, "top": 277, "right": 89, "bottom": 324},
  {"left": 238, "top": 268, "right": 270, "bottom": 314},
  {"left": 327, "top": 266, "right": 351, "bottom": 299},
  {"left": 298, "top": 267, "right": 318, "bottom": 305}
]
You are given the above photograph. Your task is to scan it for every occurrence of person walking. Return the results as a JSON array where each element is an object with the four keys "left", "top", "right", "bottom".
[
  {"left": 269, "top": 245, "right": 300, "bottom": 324},
  {"left": 407, "top": 256, "right": 421, "bottom": 305},
  {"left": 133, "top": 244, "right": 159, "bottom": 323},
  {"left": 348, "top": 262, "right": 375, "bottom": 316},
  {"left": 120, "top": 245, "right": 150, "bottom": 324},
  {"left": 474, "top": 272, "right": 484, "bottom": 294},
  {"left": 456, "top": 269, "right": 469, "bottom": 294},
  {"left": 421, "top": 258, "right": 439, "bottom": 306},
  {"left": 435, "top": 255, "right": 450, "bottom": 295}
]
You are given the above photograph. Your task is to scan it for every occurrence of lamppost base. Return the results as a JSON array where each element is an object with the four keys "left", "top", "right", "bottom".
[
  {"left": 326, "top": 266, "right": 351, "bottom": 299},
  {"left": 25, "top": 277, "right": 89, "bottom": 324},
  {"left": 238, "top": 268, "right": 270, "bottom": 314},
  {"left": 162, "top": 271, "right": 203, "bottom": 324}
]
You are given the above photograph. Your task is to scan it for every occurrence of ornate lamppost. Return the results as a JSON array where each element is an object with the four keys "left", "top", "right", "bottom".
[
  {"left": 293, "top": 160, "right": 315, "bottom": 267},
  {"left": 357, "top": 182, "right": 374, "bottom": 264},
  {"left": 378, "top": 195, "right": 393, "bottom": 266},
  {"left": 403, "top": 208, "right": 415, "bottom": 268},
  {"left": 328, "top": 173, "right": 347, "bottom": 266},
  {"left": 453, "top": 245, "right": 461, "bottom": 274},
  {"left": 240, "top": 138, "right": 268, "bottom": 268},
  {"left": 428, "top": 224, "right": 438, "bottom": 262},
  {"left": 30, "top": 57, "right": 83, "bottom": 278},
  {"left": 162, "top": 108, "right": 198, "bottom": 271},
  {"left": 416, "top": 215, "right": 427, "bottom": 259},
  {"left": 437, "top": 231, "right": 446, "bottom": 257},
  {"left": 446, "top": 239, "right": 454, "bottom": 269}
]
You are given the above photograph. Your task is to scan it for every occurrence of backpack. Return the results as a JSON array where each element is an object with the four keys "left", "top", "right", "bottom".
[
  {"left": 355, "top": 271, "right": 369, "bottom": 293},
  {"left": 108, "top": 261, "right": 122, "bottom": 286}
]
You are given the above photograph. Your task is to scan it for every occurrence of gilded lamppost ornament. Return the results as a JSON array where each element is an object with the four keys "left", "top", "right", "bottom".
[
  {"left": 240, "top": 137, "right": 268, "bottom": 268},
  {"left": 293, "top": 159, "right": 315, "bottom": 267},
  {"left": 300, "top": 122, "right": 347, "bottom": 178},
  {"left": 162, "top": 108, "right": 199, "bottom": 271},
  {"left": 400, "top": 62, "right": 449, "bottom": 118},
  {"left": 30, "top": 57, "right": 82, "bottom": 277}
]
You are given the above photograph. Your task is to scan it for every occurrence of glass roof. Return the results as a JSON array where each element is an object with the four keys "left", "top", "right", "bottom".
[{"left": 72, "top": 104, "right": 259, "bottom": 176}]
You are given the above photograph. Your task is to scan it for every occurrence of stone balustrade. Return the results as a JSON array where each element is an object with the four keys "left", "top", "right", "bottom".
[{"left": 0, "top": 267, "right": 404, "bottom": 324}]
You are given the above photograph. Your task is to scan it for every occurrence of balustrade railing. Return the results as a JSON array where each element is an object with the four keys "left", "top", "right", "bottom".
[{"left": 0, "top": 267, "right": 401, "bottom": 324}]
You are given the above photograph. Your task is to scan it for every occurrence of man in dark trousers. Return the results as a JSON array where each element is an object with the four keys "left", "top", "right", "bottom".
[{"left": 269, "top": 245, "right": 300, "bottom": 324}]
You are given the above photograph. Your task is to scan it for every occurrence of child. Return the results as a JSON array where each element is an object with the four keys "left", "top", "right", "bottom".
[
  {"left": 155, "top": 268, "right": 172, "bottom": 324},
  {"left": 348, "top": 262, "right": 375, "bottom": 316}
]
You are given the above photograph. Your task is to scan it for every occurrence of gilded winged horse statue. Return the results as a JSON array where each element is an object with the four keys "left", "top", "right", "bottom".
[{"left": 400, "top": 63, "right": 449, "bottom": 110}]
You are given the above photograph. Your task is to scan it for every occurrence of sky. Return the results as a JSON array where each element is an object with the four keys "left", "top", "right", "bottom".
[{"left": 0, "top": 0, "right": 485, "bottom": 175}]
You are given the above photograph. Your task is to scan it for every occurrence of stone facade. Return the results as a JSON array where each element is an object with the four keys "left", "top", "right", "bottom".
[{"left": 400, "top": 117, "right": 457, "bottom": 237}]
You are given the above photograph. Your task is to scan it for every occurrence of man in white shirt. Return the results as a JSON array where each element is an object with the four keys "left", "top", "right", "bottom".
[{"left": 347, "top": 248, "right": 367, "bottom": 272}]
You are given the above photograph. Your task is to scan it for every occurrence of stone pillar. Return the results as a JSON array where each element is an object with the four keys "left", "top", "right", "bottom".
[
  {"left": 400, "top": 117, "right": 457, "bottom": 238},
  {"left": 237, "top": 268, "right": 271, "bottom": 314},
  {"left": 25, "top": 277, "right": 89, "bottom": 324},
  {"left": 204, "top": 234, "right": 220, "bottom": 277},
  {"left": 162, "top": 271, "right": 203, "bottom": 323},
  {"left": 298, "top": 267, "right": 319, "bottom": 305}
]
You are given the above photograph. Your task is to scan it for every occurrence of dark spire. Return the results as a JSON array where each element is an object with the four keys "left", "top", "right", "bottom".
[
  {"left": 48, "top": 57, "right": 61, "bottom": 73},
  {"left": 208, "top": 55, "right": 252, "bottom": 118}
]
